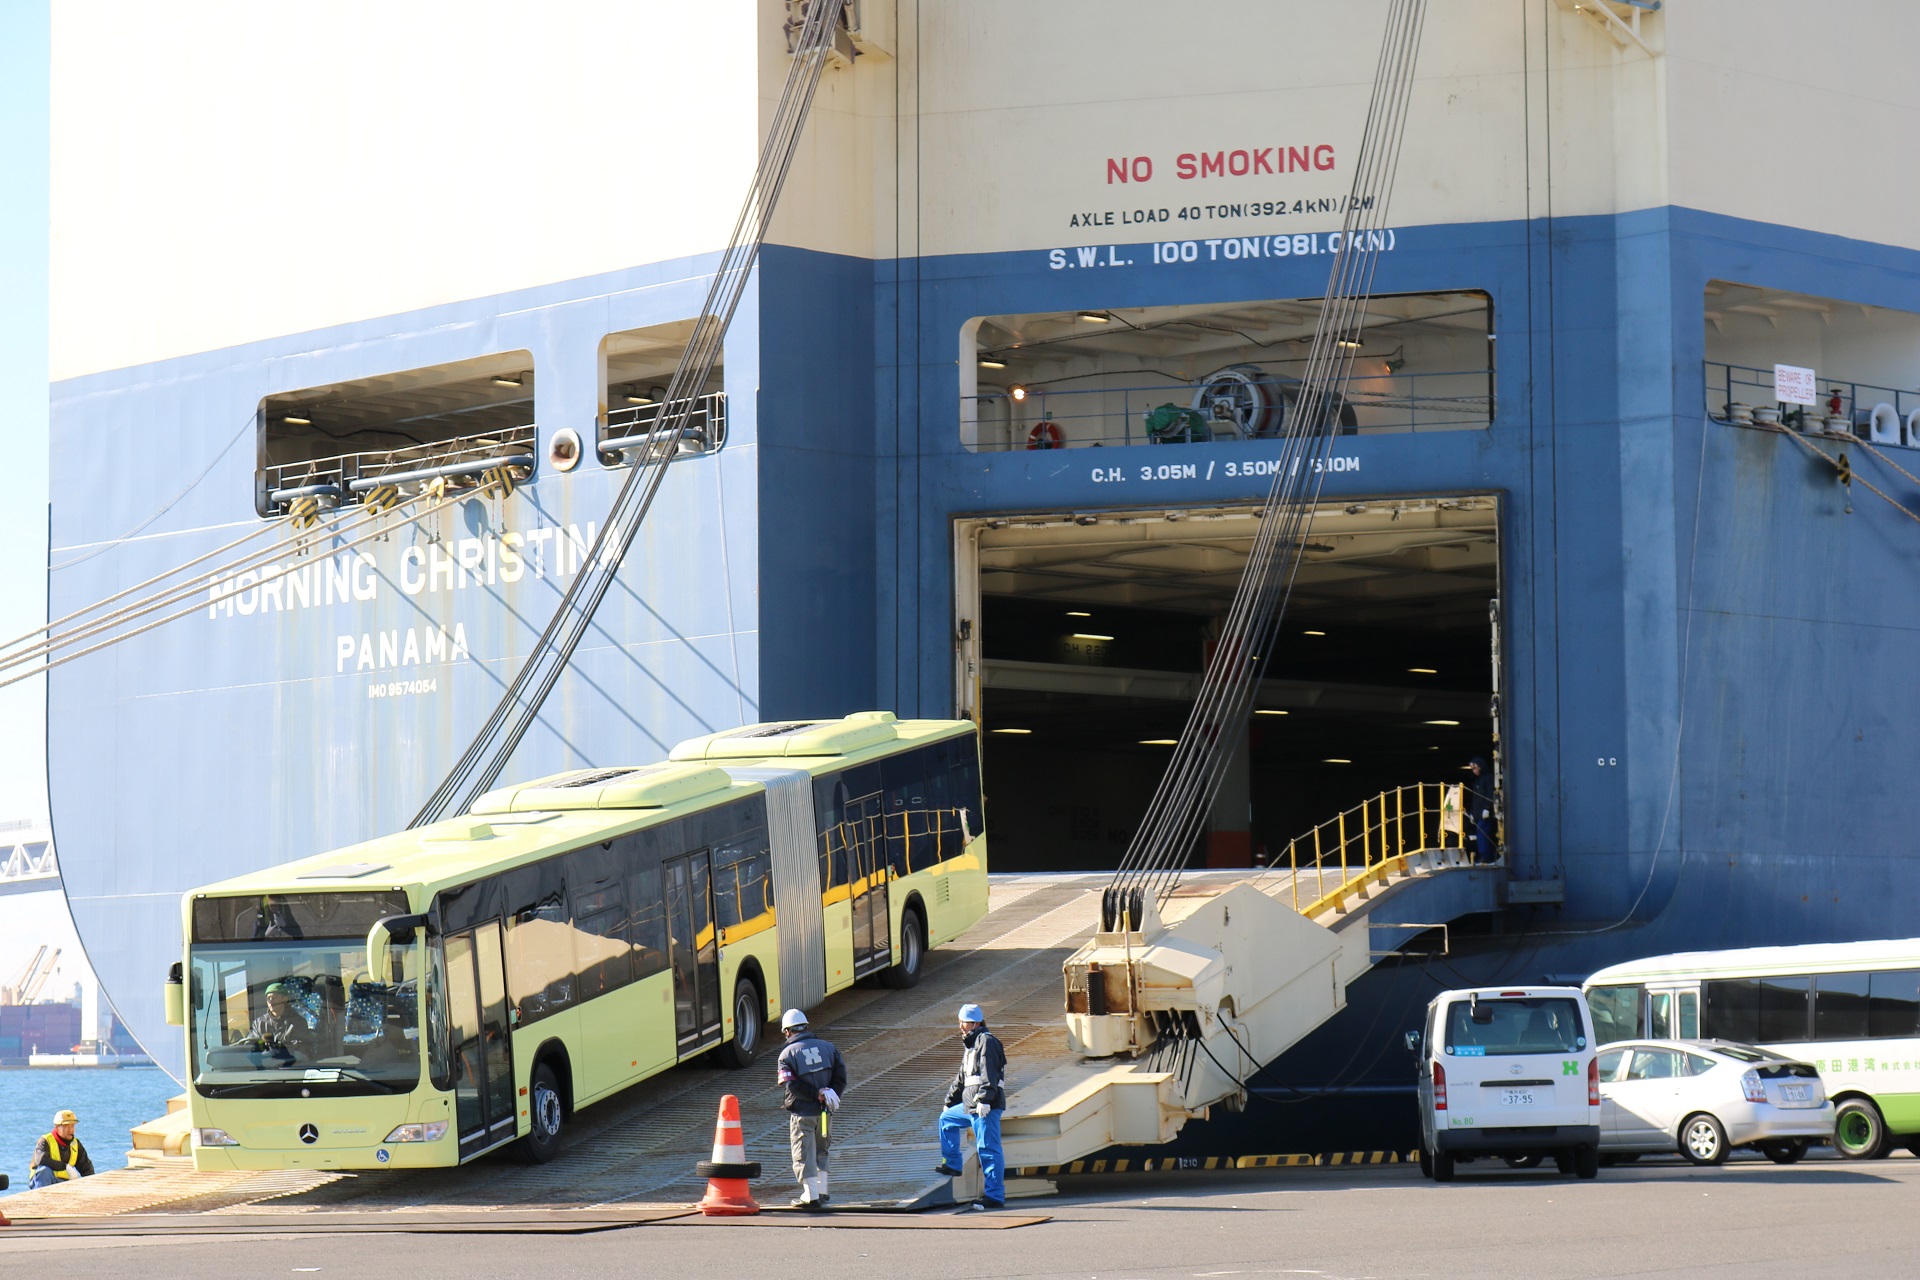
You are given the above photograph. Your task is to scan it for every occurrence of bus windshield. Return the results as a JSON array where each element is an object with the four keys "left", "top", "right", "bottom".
[{"left": 188, "top": 938, "right": 425, "bottom": 1097}]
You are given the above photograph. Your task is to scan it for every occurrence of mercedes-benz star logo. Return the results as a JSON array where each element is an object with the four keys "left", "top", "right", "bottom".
[{"left": 298, "top": 1124, "right": 319, "bottom": 1145}]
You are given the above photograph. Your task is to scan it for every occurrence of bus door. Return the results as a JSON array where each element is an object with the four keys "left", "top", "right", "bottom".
[
  {"left": 666, "top": 851, "right": 722, "bottom": 1052},
  {"left": 1647, "top": 984, "right": 1700, "bottom": 1039},
  {"left": 444, "top": 922, "right": 518, "bottom": 1160},
  {"left": 845, "top": 789, "right": 891, "bottom": 977}
]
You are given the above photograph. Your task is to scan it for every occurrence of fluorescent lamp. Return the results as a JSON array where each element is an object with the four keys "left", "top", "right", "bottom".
[
  {"left": 990, "top": 728, "right": 1033, "bottom": 735},
  {"left": 1065, "top": 610, "right": 1091, "bottom": 618},
  {"left": 492, "top": 375, "right": 524, "bottom": 387},
  {"left": 1254, "top": 709, "right": 1289, "bottom": 716},
  {"left": 1323, "top": 758, "right": 1352, "bottom": 764},
  {"left": 1303, "top": 629, "right": 1327, "bottom": 636},
  {"left": 1140, "top": 738, "right": 1178, "bottom": 746},
  {"left": 626, "top": 391, "right": 654, "bottom": 405},
  {"left": 1071, "top": 633, "right": 1114, "bottom": 642},
  {"left": 283, "top": 414, "right": 312, "bottom": 426},
  {"left": 1408, "top": 667, "right": 1437, "bottom": 674},
  {"left": 1079, "top": 311, "right": 1111, "bottom": 323},
  {"left": 1424, "top": 719, "right": 1460, "bottom": 726},
  {"left": 1336, "top": 340, "right": 1362, "bottom": 350},
  {"left": 979, "top": 355, "right": 1007, "bottom": 369}
]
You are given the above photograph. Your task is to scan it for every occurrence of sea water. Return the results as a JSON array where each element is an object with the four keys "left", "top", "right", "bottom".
[{"left": 0, "top": 1066, "right": 175, "bottom": 1195}]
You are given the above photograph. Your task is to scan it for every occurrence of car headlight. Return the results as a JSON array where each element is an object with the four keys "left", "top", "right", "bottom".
[
  {"left": 383, "top": 1121, "right": 449, "bottom": 1144},
  {"left": 194, "top": 1128, "right": 240, "bottom": 1147}
]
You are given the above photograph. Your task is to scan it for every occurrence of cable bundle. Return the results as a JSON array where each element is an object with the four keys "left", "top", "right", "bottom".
[
  {"left": 410, "top": 0, "right": 851, "bottom": 827},
  {"left": 1104, "top": 0, "right": 1429, "bottom": 930}
]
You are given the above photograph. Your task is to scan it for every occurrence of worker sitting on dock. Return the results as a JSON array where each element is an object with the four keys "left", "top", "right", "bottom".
[
  {"left": 28, "top": 1110, "right": 94, "bottom": 1189},
  {"left": 249, "top": 981, "right": 317, "bottom": 1057}
]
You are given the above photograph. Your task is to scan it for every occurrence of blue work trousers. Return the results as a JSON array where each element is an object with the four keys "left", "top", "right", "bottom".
[{"left": 938, "top": 1103, "right": 1004, "bottom": 1203}]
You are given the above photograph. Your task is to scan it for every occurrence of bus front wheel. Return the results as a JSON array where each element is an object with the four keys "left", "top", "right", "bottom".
[
  {"left": 515, "top": 1061, "right": 565, "bottom": 1164},
  {"left": 879, "top": 907, "right": 926, "bottom": 990},
  {"left": 716, "top": 975, "right": 764, "bottom": 1069},
  {"left": 1834, "top": 1098, "right": 1890, "bottom": 1160}
]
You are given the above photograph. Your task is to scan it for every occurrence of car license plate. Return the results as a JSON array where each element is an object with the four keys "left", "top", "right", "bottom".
[
  {"left": 1501, "top": 1088, "right": 1537, "bottom": 1106},
  {"left": 1782, "top": 1083, "right": 1810, "bottom": 1103}
]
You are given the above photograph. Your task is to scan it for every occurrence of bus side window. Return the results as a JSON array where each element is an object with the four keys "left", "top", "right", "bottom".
[
  {"left": 1869, "top": 970, "right": 1920, "bottom": 1038},
  {"left": 572, "top": 884, "right": 634, "bottom": 998},
  {"left": 628, "top": 860, "right": 669, "bottom": 979},
  {"left": 713, "top": 826, "right": 771, "bottom": 934},
  {"left": 949, "top": 737, "right": 983, "bottom": 844},
  {"left": 504, "top": 887, "right": 574, "bottom": 1026},
  {"left": 1585, "top": 984, "right": 1642, "bottom": 1046}
]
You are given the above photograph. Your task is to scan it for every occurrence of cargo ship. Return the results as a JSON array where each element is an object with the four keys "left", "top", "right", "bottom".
[{"left": 42, "top": 0, "right": 1920, "bottom": 1143}]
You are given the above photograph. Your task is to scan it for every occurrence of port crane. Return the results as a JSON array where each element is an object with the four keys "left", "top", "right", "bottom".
[{"left": 2, "top": 946, "right": 61, "bottom": 1006}]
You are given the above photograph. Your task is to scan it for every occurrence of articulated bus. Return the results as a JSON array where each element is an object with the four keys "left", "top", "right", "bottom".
[
  {"left": 165, "top": 713, "right": 986, "bottom": 1170},
  {"left": 1585, "top": 938, "right": 1920, "bottom": 1160}
]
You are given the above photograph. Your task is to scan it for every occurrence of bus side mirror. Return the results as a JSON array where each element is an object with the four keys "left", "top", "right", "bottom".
[
  {"left": 366, "top": 914, "right": 430, "bottom": 984},
  {"left": 164, "top": 962, "right": 185, "bottom": 1027},
  {"left": 1404, "top": 1030, "right": 1421, "bottom": 1054}
]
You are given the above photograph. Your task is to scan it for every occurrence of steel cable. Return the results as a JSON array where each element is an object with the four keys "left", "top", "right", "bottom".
[
  {"left": 1104, "top": 0, "right": 1428, "bottom": 925},
  {"left": 410, "top": 0, "right": 851, "bottom": 827}
]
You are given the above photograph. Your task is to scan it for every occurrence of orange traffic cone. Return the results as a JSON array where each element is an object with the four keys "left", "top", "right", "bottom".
[{"left": 696, "top": 1094, "right": 762, "bottom": 1216}]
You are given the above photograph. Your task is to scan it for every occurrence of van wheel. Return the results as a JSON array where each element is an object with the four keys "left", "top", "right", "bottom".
[
  {"left": 1432, "top": 1150, "right": 1455, "bottom": 1182},
  {"left": 1574, "top": 1144, "right": 1599, "bottom": 1179},
  {"left": 1761, "top": 1139, "right": 1809, "bottom": 1165},
  {"left": 1553, "top": 1149, "right": 1573, "bottom": 1175},
  {"left": 1834, "top": 1099, "right": 1890, "bottom": 1159},
  {"left": 715, "top": 976, "right": 763, "bottom": 1069},
  {"left": 1680, "top": 1113, "right": 1728, "bottom": 1166},
  {"left": 879, "top": 908, "right": 926, "bottom": 989}
]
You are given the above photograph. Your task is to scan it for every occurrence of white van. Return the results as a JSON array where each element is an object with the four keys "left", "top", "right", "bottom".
[{"left": 1410, "top": 986, "right": 1602, "bottom": 1181}]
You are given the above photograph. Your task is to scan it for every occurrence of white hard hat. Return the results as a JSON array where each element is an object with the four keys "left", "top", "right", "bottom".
[
  {"left": 958, "top": 1003, "right": 985, "bottom": 1024},
  {"left": 780, "top": 1008, "right": 809, "bottom": 1032}
]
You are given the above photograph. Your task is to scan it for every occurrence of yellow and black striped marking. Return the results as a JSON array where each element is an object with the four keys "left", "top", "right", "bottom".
[
  {"left": 287, "top": 495, "right": 321, "bottom": 529},
  {"left": 482, "top": 464, "right": 518, "bottom": 499},
  {"left": 1014, "top": 1150, "right": 1417, "bottom": 1177},
  {"left": 363, "top": 484, "right": 402, "bottom": 514}
]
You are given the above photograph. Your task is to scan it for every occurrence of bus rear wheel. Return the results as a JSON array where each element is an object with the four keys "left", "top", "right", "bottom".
[
  {"left": 1834, "top": 1098, "right": 1890, "bottom": 1159},
  {"left": 879, "top": 907, "right": 926, "bottom": 990},
  {"left": 513, "top": 1061, "right": 565, "bottom": 1164},
  {"left": 716, "top": 975, "right": 764, "bottom": 1069}
]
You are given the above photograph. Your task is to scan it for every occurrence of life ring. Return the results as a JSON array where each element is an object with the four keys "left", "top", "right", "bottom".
[{"left": 1026, "top": 420, "right": 1064, "bottom": 450}]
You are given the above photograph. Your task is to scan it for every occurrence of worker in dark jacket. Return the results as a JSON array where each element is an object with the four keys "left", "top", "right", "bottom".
[
  {"left": 28, "top": 1109, "right": 94, "bottom": 1189},
  {"left": 1465, "top": 757, "right": 1496, "bottom": 864},
  {"left": 936, "top": 1002, "right": 1007, "bottom": 1210},
  {"left": 249, "top": 981, "right": 318, "bottom": 1057},
  {"left": 774, "top": 1008, "right": 846, "bottom": 1209}
]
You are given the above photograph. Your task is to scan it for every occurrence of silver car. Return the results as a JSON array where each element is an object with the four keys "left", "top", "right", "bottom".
[{"left": 1596, "top": 1040, "right": 1834, "bottom": 1165}]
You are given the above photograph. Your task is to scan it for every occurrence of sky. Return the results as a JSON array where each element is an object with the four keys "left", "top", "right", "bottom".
[
  {"left": 0, "top": 0, "right": 49, "bottom": 824},
  {"left": 0, "top": 3, "right": 92, "bottom": 999}
]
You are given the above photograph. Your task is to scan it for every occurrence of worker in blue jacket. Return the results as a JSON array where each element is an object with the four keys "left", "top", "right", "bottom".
[{"left": 936, "top": 1002, "right": 1007, "bottom": 1210}]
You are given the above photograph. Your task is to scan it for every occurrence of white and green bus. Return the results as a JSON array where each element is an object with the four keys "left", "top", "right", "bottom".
[
  {"left": 1585, "top": 938, "right": 1920, "bottom": 1159},
  {"left": 165, "top": 713, "right": 987, "bottom": 1170}
]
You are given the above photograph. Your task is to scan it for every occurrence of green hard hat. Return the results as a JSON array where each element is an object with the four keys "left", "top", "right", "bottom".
[{"left": 265, "top": 982, "right": 287, "bottom": 994}]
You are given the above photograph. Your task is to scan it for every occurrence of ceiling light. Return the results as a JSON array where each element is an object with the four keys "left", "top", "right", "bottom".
[
  {"left": 1079, "top": 311, "right": 1112, "bottom": 323},
  {"left": 283, "top": 414, "right": 312, "bottom": 426},
  {"left": 1424, "top": 719, "right": 1460, "bottom": 726},
  {"left": 1336, "top": 339, "right": 1362, "bottom": 350},
  {"left": 1303, "top": 629, "right": 1326, "bottom": 636},
  {"left": 978, "top": 355, "right": 1007, "bottom": 369},
  {"left": 1323, "top": 758, "right": 1352, "bottom": 764},
  {"left": 1010, "top": 384, "right": 1029, "bottom": 402},
  {"left": 1071, "top": 633, "right": 1114, "bottom": 642},
  {"left": 1140, "top": 738, "right": 1178, "bottom": 746},
  {"left": 492, "top": 375, "right": 524, "bottom": 387},
  {"left": 1408, "top": 667, "right": 1437, "bottom": 674},
  {"left": 990, "top": 728, "right": 1033, "bottom": 735},
  {"left": 1254, "top": 709, "right": 1289, "bottom": 716},
  {"left": 1065, "top": 610, "right": 1091, "bottom": 617},
  {"left": 625, "top": 391, "right": 654, "bottom": 405}
]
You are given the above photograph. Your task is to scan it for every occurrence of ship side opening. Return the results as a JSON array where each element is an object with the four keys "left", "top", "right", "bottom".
[
  {"left": 960, "top": 290, "right": 1493, "bottom": 453},
  {"left": 1704, "top": 281, "right": 1920, "bottom": 435},
  {"left": 598, "top": 319, "right": 726, "bottom": 465},
  {"left": 956, "top": 497, "right": 1501, "bottom": 872},
  {"left": 257, "top": 351, "right": 536, "bottom": 518}
]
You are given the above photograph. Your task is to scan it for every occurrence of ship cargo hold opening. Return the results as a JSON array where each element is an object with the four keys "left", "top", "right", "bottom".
[{"left": 956, "top": 494, "right": 1501, "bottom": 873}]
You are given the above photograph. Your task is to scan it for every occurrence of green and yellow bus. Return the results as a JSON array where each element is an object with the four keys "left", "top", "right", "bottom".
[{"left": 165, "top": 713, "right": 987, "bottom": 1170}]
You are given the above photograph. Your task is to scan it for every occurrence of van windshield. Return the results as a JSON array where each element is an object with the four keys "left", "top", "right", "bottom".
[{"left": 1446, "top": 996, "right": 1586, "bottom": 1056}]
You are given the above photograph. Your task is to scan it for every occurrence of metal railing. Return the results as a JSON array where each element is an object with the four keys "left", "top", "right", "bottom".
[
  {"left": 1705, "top": 361, "right": 1920, "bottom": 445},
  {"left": 1265, "top": 781, "right": 1487, "bottom": 919},
  {"left": 600, "top": 391, "right": 728, "bottom": 462},
  {"left": 963, "top": 368, "right": 1492, "bottom": 452},
  {"left": 260, "top": 424, "right": 537, "bottom": 514}
]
